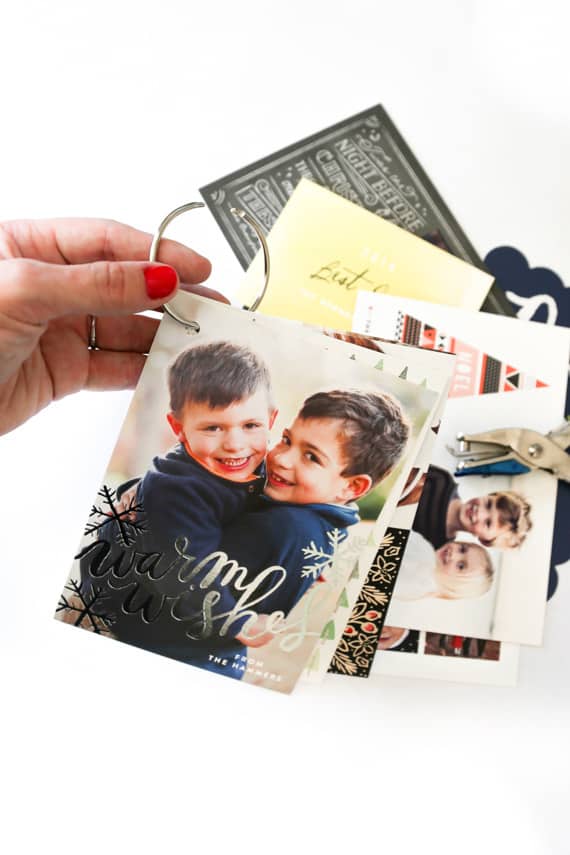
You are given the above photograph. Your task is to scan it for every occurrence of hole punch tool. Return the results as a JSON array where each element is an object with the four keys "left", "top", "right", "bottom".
[{"left": 449, "top": 421, "right": 570, "bottom": 482}]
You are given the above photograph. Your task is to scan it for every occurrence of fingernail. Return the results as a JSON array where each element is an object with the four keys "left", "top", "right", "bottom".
[{"left": 144, "top": 265, "right": 179, "bottom": 299}]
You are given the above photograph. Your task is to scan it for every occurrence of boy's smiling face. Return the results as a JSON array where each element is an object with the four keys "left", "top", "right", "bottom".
[
  {"left": 458, "top": 495, "right": 506, "bottom": 544},
  {"left": 265, "top": 416, "right": 371, "bottom": 505},
  {"left": 167, "top": 389, "right": 275, "bottom": 481}
]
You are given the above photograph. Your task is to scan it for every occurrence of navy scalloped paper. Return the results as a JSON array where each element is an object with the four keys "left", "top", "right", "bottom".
[{"left": 484, "top": 247, "right": 570, "bottom": 598}]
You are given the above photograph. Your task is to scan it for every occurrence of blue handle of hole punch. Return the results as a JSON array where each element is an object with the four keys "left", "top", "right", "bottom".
[{"left": 455, "top": 461, "right": 532, "bottom": 478}]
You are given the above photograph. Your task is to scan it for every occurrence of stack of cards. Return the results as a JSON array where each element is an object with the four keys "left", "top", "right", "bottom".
[
  {"left": 354, "top": 295, "right": 568, "bottom": 687},
  {"left": 56, "top": 106, "right": 570, "bottom": 692},
  {"left": 199, "top": 104, "right": 512, "bottom": 316},
  {"left": 56, "top": 294, "right": 453, "bottom": 692}
]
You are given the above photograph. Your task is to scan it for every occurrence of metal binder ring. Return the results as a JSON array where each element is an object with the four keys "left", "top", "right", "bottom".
[{"left": 149, "top": 201, "right": 271, "bottom": 331}]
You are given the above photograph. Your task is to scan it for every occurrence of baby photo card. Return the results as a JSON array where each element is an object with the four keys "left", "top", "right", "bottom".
[
  {"left": 231, "top": 179, "right": 493, "bottom": 327},
  {"left": 55, "top": 295, "right": 441, "bottom": 693},
  {"left": 352, "top": 293, "right": 570, "bottom": 648},
  {"left": 199, "top": 103, "right": 511, "bottom": 315}
]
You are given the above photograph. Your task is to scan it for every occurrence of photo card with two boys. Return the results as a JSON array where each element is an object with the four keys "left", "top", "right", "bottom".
[{"left": 56, "top": 293, "right": 450, "bottom": 692}]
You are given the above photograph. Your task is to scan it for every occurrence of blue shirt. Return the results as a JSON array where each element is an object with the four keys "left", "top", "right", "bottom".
[
  {"left": 79, "top": 444, "right": 266, "bottom": 671},
  {"left": 218, "top": 495, "right": 360, "bottom": 621},
  {"left": 137, "top": 443, "right": 265, "bottom": 560}
]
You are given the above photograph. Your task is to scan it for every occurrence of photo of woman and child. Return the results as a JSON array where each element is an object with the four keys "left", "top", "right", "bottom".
[{"left": 62, "top": 302, "right": 435, "bottom": 688}]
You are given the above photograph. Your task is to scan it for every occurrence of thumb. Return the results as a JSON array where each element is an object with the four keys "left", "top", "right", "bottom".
[{"left": 1, "top": 258, "right": 180, "bottom": 325}]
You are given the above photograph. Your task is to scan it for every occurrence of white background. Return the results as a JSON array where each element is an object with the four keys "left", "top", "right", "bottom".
[{"left": 1, "top": 2, "right": 569, "bottom": 853}]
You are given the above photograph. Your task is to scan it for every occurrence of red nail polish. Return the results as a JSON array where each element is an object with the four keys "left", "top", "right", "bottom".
[{"left": 144, "top": 265, "right": 178, "bottom": 299}]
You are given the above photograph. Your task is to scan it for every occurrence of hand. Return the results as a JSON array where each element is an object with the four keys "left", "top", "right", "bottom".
[
  {"left": 114, "top": 482, "right": 140, "bottom": 522},
  {"left": 0, "top": 218, "right": 224, "bottom": 435}
]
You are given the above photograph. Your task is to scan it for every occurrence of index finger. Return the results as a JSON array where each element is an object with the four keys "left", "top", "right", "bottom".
[{"left": 0, "top": 218, "right": 212, "bottom": 285}]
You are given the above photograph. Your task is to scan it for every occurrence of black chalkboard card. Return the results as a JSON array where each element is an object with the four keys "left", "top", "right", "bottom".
[{"left": 200, "top": 104, "right": 512, "bottom": 317}]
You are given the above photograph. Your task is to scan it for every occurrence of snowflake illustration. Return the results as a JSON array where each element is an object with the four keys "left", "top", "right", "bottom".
[
  {"left": 84, "top": 484, "right": 147, "bottom": 547},
  {"left": 56, "top": 578, "right": 115, "bottom": 634},
  {"left": 301, "top": 528, "right": 348, "bottom": 580}
]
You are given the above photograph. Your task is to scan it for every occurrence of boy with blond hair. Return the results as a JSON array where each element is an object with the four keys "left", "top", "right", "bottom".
[
  {"left": 393, "top": 531, "right": 494, "bottom": 602},
  {"left": 410, "top": 465, "right": 532, "bottom": 550}
]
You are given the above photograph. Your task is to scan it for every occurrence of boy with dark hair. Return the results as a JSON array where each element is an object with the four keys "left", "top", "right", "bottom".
[
  {"left": 116, "top": 340, "right": 276, "bottom": 558},
  {"left": 298, "top": 389, "right": 408, "bottom": 484},
  {"left": 79, "top": 341, "right": 277, "bottom": 671},
  {"left": 169, "top": 340, "right": 274, "bottom": 416},
  {"left": 216, "top": 387, "right": 410, "bottom": 646}
]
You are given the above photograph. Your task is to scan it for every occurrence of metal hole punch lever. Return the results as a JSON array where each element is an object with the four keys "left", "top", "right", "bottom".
[{"left": 448, "top": 421, "right": 570, "bottom": 482}]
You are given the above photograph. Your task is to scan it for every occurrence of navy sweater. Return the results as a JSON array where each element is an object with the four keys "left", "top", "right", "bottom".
[
  {"left": 80, "top": 452, "right": 358, "bottom": 680},
  {"left": 137, "top": 443, "right": 264, "bottom": 560},
  {"left": 218, "top": 496, "right": 360, "bottom": 625},
  {"left": 170, "top": 497, "right": 360, "bottom": 675},
  {"left": 78, "top": 445, "right": 265, "bottom": 675}
]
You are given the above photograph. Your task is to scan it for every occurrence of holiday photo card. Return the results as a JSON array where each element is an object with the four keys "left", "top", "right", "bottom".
[
  {"left": 235, "top": 313, "right": 455, "bottom": 685},
  {"left": 55, "top": 295, "right": 438, "bottom": 693}
]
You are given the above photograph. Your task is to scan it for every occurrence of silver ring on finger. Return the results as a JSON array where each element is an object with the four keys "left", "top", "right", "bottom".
[{"left": 88, "top": 315, "right": 98, "bottom": 350}]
